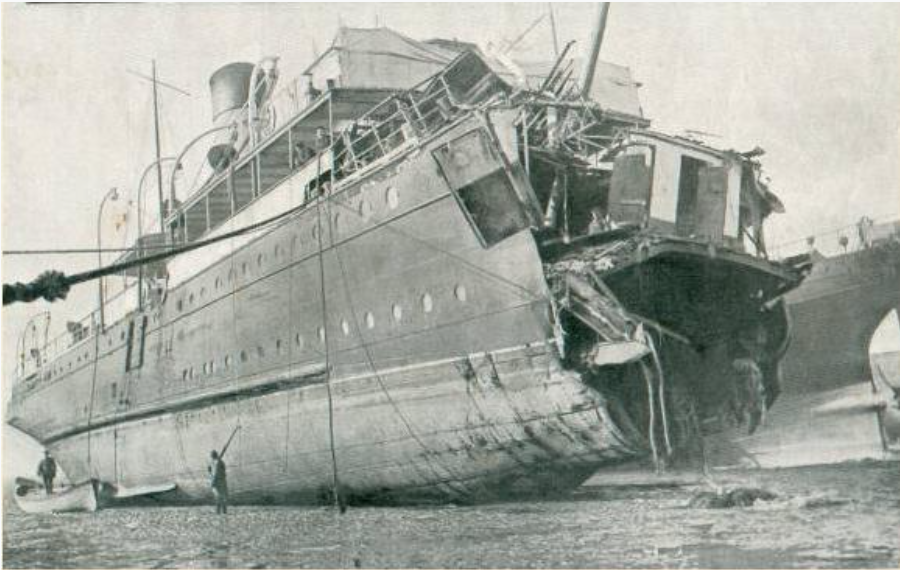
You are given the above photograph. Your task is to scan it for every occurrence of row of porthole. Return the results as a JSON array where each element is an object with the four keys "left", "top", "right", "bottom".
[
  {"left": 173, "top": 186, "right": 402, "bottom": 315},
  {"left": 336, "top": 285, "right": 467, "bottom": 336},
  {"left": 177, "top": 283, "right": 469, "bottom": 380}
]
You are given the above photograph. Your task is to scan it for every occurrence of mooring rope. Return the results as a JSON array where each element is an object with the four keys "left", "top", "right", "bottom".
[{"left": 314, "top": 150, "right": 345, "bottom": 514}]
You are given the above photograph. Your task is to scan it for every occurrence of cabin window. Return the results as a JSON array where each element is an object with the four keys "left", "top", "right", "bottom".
[
  {"left": 257, "top": 253, "right": 265, "bottom": 268},
  {"left": 207, "top": 181, "right": 232, "bottom": 233},
  {"left": 392, "top": 303, "right": 403, "bottom": 323},
  {"left": 257, "top": 345, "right": 265, "bottom": 358},
  {"left": 317, "top": 327, "right": 326, "bottom": 343},
  {"left": 422, "top": 293, "right": 434, "bottom": 313},
  {"left": 276, "top": 339, "right": 283, "bottom": 354},
  {"left": 240, "top": 350, "right": 248, "bottom": 363},
  {"left": 341, "top": 319, "right": 351, "bottom": 336},
  {"left": 454, "top": 284, "right": 468, "bottom": 303},
  {"left": 258, "top": 131, "right": 292, "bottom": 196},
  {"left": 232, "top": 161, "right": 255, "bottom": 210},
  {"left": 185, "top": 198, "right": 209, "bottom": 242},
  {"left": 333, "top": 213, "right": 341, "bottom": 234},
  {"left": 295, "top": 333, "right": 304, "bottom": 348},
  {"left": 365, "top": 312, "right": 375, "bottom": 329},
  {"left": 224, "top": 355, "right": 232, "bottom": 369}
]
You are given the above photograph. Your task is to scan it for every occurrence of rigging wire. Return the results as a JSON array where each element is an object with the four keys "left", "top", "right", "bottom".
[{"left": 314, "top": 147, "right": 345, "bottom": 514}]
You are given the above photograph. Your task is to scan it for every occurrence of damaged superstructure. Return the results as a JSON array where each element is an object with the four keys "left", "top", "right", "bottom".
[{"left": 8, "top": 24, "right": 806, "bottom": 506}]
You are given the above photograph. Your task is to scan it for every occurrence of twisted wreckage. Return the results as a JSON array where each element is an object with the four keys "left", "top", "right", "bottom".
[{"left": 9, "top": 24, "right": 807, "bottom": 507}]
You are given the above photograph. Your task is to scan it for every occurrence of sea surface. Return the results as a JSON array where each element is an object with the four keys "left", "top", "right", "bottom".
[{"left": 3, "top": 461, "right": 898, "bottom": 569}]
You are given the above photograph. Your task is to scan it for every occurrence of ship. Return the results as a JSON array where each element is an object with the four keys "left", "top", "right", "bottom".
[
  {"left": 7, "top": 18, "right": 808, "bottom": 506},
  {"left": 706, "top": 219, "right": 900, "bottom": 467}
]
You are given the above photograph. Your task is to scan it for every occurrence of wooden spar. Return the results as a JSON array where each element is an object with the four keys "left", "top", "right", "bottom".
[
  {"left": 219, "top": 425, "right": 242, "bottom": 459},
  {"left": 580, "top": 3, "right": 611, "bottom": 97}
]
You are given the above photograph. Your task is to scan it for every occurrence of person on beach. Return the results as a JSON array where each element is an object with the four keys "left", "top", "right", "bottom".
[
  {"left": 37, "top": 451, "right": 57, "bottom": 495},
  {"left": 208, "top": 450, "right": 228, "bottom": 514}
]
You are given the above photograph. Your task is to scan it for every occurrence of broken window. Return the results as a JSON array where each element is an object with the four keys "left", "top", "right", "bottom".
[{"left": 434, "top": 129, "right": 529, "bottom": 247}]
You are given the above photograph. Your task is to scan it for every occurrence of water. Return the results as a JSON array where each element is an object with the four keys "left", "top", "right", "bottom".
[{"left": 4, "top": 462, "right": 898, "bottom": 568}]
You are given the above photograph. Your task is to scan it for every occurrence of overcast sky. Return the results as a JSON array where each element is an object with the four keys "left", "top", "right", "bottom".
[{"left": 2, "top": 3, "right": 900, "bottom": 463}]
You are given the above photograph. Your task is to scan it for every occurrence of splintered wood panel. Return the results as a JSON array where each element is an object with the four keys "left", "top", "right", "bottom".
[
  {"left": 608, "top": 154, "right": 651, "bottom": 225},
  {"left": 694, "top": 166, "right": 729, "bottom": 241}
]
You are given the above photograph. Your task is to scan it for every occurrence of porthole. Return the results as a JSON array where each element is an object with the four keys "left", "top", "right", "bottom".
[
  {"left": 392, "top": 303, "right": 403, "bottom": 323},
  {"left": 454, "top": 284, "right": 468, "bottom": 302},
  {"left": 228, "top": 269, "right": 236, "bottom": 283},
  {"left": 359, "top": 199, "right": 371, "bottom": 220},
  {"left": 317, "top": 327, "right": 326, "bottom": 343},
  {"left": 189, "top": 367, "right": 195, "bottom": 380},
  {"left": 341, "top": 319, "right": 351, "bottom": 336},
  {"left": 333, "top": 213, "right": 341, "bottom": 233},
  {"left": 295, "top": 333, "right": 304, "bottom": 348},
  {"left": 257, "top": 253, "right": 265, "bottom": 267},
  {"left": 386, "top": 186, "right": 399, "bottom": 209},
  {"left": 242, "top": 262, "right": 249, "bottom": 275},
  {"left": 189, "top": 293, "right": 195, "bottom": 305},
  {"left": 365, "top": 312, "right": 375, "bottom": 329},
  {"left": 276, "top": 339, "right": 283, "bottom": 354},
  {"left": 257, "top": 345, "right": 265, "bottom": 358},
  {"left": 240, "top": 350, "right": 248, "bottom": 363},
  {"left": 120, "top": 331, "right": 126, "bottom": 341},
  {"left": 209, "top": 361, "right": 215, "bottom": 375},
  {"left": 182, "top": 369, "right": 189, "bottom": 381},
  {"left": 177, "top": 299, "right": 184, "bottom": 312},
  {"left": 274, "top": 244, "right": 282, "bottom": 259},
  {"left": 312, "top": 225, "right": 319, "bottom": 240},
  {"left": 421, "top": 293, "right": 434, "bottom": 313},
  {"left": 215, "top": 277, "right": 222, "bottom": 290},
  {"left": 224, "top": 355, "right": 233, "bottom": 369},
  {"left": 200, "top": 287, "right": 206, "bottom": 299},
  {"left": 292, "top": 234, "right": 299, "bottom": 251}
]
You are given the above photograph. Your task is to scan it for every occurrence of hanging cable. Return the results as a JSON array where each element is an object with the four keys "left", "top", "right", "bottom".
[{"left": 314, "top": 147, "right": 345, "bottom": 514}]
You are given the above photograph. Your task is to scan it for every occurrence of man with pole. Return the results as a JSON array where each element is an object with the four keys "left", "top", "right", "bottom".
[{"left": 208, "top": 425, "right": 240, "bottom": 514}]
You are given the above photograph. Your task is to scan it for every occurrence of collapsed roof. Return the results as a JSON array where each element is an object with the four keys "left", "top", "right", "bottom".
[{"left": 304, "top": 26, "right": 644, "bottom": 120}]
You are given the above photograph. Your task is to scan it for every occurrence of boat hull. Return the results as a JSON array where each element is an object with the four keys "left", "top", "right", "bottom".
[{"left": 14, "top": 481, "right": 98, "bottom": 514}]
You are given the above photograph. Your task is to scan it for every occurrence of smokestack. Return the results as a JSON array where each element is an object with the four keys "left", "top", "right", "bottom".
[
  {"left": 207, "top": 62, "right": 254, "bottom": 171},
  {"left": 580, "top": 3, "right": 611, "bottom": 98}
]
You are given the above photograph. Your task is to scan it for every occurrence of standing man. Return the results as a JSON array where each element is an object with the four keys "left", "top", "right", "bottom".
[
  {"left": 37, "top": 450, "right": 57, "bottom": 495},
  {"left": 208, "top": 450, "right": 228, "bottom": 514}
]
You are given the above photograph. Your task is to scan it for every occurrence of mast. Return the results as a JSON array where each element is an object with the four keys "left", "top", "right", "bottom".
[
  {"left": 580, "top": 2, "right": 611, "bottom": 98},
  {"left": 152, "top": 60, "right": 166, "bottom": 234},
  {"left": 548, "top": 3, "right": 560, "bottom": 57}
]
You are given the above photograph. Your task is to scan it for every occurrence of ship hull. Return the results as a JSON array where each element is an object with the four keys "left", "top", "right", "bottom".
[
  {"left": 48, "top": 343, "right": 642, "bottom": 505},
  {"left": 708, "top": 239, "right": 900, "bottom": 468}
]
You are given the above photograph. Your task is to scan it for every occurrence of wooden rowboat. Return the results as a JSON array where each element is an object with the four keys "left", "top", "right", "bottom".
[{"left": 14, "top": 480, "right": 98, "bottom": 514}]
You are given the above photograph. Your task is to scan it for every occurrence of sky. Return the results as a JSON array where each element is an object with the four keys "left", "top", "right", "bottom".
[{"left": 2, "top": 2, "right": 900, "bottom": 469}]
